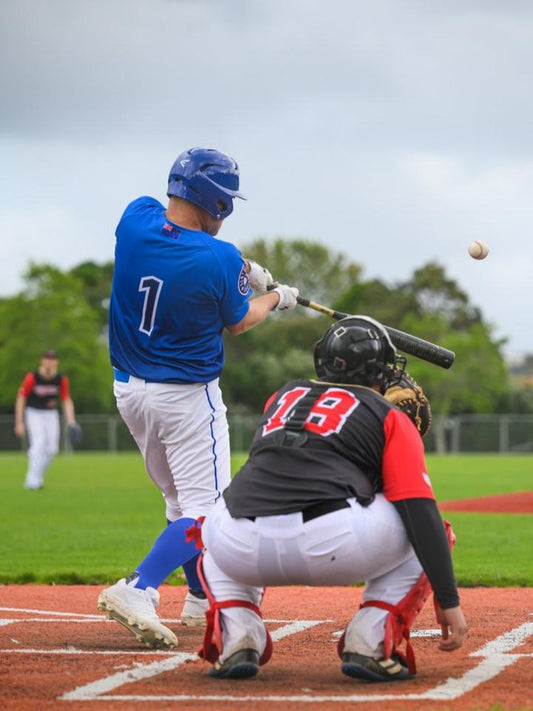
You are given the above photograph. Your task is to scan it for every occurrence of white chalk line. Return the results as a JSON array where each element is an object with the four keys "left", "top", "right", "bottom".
[
  {"left": 59, "top": 618, "right": 533, "bottom": 703},
  {"left": 0, "top": 606, "right": 310, "bottom": 627},
  {"left": 0, "top": 629, "right": 441, "bottom": 656},
  {"left": 0, "top": 620, "right": 325, "bottom": 658},
  {"left": 0, "top": 607, "right": 103, "bottom": 618},
  {"left": 0, "top": 648, "right": 178, "bottom": 656},
  {"left": 61, "top": 653, "right": 197, "bottom": 700},
  {"left": 332, "top": 628, "right": 441, "bottom": 639},
  {"left": 60, "top": 621, "right": 324, "bottom": 702},
  {"left": 1, "top": 605, "right": 531, "bottom": 703}
]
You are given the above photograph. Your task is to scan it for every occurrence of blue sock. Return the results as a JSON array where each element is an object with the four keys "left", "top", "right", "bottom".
[
  {"left": 183, "top": 553, "right": 204, "bottom": 596},
  {"left": 165, "top": 518, "right": 204, "bottom": 596},
  {"left": 134, "top": 517, "right": 198, "bottom": 590}
]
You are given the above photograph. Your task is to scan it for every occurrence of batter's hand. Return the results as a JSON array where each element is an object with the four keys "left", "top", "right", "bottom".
[
  {"left": 15, "top": 423, "right": 25, "bottom": 438},
  {"left": 246, "top": 260, "right": 274, "bottom": 294},
  {"left": 272, "top": 284, "right": 299, "bottom": 310},
  {"left": 437, "top": 605, "right": 467, "bottom": 651}
]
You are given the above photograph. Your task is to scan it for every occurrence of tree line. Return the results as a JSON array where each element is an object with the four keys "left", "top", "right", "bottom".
[{"left": 0, "top": 239, "right": 530, "bottom": 425}]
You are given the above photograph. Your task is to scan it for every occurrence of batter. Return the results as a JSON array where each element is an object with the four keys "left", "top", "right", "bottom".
[{"left": 98, "top": 146, "right": 299, "bottom": 648}]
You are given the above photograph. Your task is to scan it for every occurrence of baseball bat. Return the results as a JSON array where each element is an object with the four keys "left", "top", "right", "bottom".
[{"left": 295, "top": 296, "right": 455, "bottom": 369}]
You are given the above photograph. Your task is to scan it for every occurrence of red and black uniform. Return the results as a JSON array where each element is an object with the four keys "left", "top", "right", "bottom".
[
  {"left": 19, "top": 371, "right": 70, "bottom": 409},
  {"left": 224, "top": 378, "right": 458, "bottom": 610}
]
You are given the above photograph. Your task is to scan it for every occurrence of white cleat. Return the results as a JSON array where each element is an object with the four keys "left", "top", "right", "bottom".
[
  {"left": 180, "top": 591, "right": 209, "bottom": 627},
  {"left": 97, "top": 578, "right": 178, "bottom": 649}
]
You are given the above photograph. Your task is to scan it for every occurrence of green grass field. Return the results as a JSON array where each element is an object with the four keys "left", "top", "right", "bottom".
[{"left": 0, "top": 453, "right": 531, "bottom": 586}]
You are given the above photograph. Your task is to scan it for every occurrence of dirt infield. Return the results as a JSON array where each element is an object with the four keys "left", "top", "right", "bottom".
[
  {"left": 439, "top": 491, "right": 533, "bottom": 514},
  {"left": 0, "top": 585, "right": 531, "bottom": 711}
]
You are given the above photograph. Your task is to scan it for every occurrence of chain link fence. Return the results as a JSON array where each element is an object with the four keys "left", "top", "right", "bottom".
[{"left": 1, "top": 413, "right": 532, "bottom": 454}]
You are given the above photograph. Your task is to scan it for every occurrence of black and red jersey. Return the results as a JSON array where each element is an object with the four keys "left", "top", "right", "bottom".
[
  {"left": 224, "top": 378, "right": 434, "bottom": 518},
  {"left": 224, "top": 378, "right": 459, "bottom": 610},
  {"left": 18, "top": 371, "right": 70, "bottom": 410}
]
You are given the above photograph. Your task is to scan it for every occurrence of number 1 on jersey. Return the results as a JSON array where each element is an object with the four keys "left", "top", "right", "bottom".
[{"left": 139, "top": 276, "right": 163, "bottom": 335}]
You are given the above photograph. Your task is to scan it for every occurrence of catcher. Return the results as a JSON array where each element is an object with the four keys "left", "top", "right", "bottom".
[{"left": 188, "top": 315, "right": 466, "bottom": 680}]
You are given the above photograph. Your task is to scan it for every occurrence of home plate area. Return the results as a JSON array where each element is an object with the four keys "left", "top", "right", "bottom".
[{"left": 0, "top": 585, "right": 531, "bottom": 711}]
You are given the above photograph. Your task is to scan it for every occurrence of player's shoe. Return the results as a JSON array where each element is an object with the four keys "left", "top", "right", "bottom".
[
  {"left": 209, "top": 649, "right": 260, "bottom": 679},
  {"left": 341, "top": 652, "right": 413, "bottom": 682},
  {"left": 180, "top": 590, "right": 209, "bottom": 626},
  {"left": 97, "top": 578, "right": 178, "bottom": 649}
]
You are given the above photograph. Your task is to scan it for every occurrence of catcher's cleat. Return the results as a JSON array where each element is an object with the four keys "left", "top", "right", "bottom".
[
  {"left": 180, "top": 590, "right": 209, "bottom": 626},
  {"left": 209, "top": 649, "right": 260, "bottom": 679},
  {"left": 97, "top": 578, "right": 178, "bottom": 649},
  {"left": 341, "top": 652, "right": 414, "bottom": 682}
]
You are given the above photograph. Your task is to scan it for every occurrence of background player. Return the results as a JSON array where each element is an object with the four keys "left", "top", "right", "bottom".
[
  {"left": 98, "top": 146, "right": 299, "bottom": 649},
  {"left": 15, "top": 349, "right": 78, "bottom": 490},
  {"left": 194, "top": 316, "right": 467, "bottom": 680}
]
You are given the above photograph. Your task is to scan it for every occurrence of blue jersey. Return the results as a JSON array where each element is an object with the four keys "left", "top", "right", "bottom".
[{"left": 109, "top": 196, "right": 250, "bottom": 383}]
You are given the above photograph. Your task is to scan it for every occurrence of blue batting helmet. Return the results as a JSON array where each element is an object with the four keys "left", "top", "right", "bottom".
[{"left": 167, "top": 147, "right": 246, "bottom": 219}]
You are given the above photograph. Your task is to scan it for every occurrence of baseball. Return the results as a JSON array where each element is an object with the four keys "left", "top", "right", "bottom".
[{"left": 468, "top": 240, "right": 489, "bottom": 260}]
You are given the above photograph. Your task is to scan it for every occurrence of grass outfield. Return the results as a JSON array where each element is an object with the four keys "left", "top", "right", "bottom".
[{"left": 0, "top": 452, "right": 531, "bottom": 586}]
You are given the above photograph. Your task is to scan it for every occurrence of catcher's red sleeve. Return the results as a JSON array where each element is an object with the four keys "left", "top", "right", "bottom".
[{"left": 382, "top": 408, "right": 435, "bottom": 502}]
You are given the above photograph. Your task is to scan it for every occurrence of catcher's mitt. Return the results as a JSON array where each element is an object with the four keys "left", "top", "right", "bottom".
[
  {"left": 67, "top": 422, "right": 83, "bottom": 447},
  {"left": 384, "top": 371, "right": 432, "bottom": 438}
]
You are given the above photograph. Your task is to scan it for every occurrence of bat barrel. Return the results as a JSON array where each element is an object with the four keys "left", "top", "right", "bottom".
[
  {"left": 295, "top": 296, "right": 455, "bottom": 369},
  {"left": 385, "top": 327, "right": 455, "bottom": 369}
]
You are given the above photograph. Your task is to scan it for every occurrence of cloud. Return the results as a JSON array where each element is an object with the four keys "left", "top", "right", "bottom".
[
  {"left": 0, "top": 204, "right": 77, "bottom": 287},
  {"left": 1, "top": 0, "right": 532, "bottom": 355}
]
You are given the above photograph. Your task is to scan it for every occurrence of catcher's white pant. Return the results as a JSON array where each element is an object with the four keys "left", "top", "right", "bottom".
[
  {"left": 24, "top": 407, "right": 60, "bottom": 489},
  {"left": 113, "top": 376, "right": 231, "bottom": 521},
  {"left": 201, "top": 494, "right": 423, "bottom": 661}
]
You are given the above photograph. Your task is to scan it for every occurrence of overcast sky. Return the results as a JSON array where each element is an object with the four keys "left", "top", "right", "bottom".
[{"left": 1, "top": 0, "right": 532, "bottom": 357}]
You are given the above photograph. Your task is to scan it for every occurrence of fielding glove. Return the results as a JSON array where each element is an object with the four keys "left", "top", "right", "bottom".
[
  {"left": 67, "top": 422, "right": 83, "bottom": 447},
  {"left": 384, "top": 371, "right": 432, "bottom": 437}
]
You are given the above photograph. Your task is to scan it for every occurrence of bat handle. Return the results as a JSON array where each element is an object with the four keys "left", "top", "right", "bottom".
[{"left": 296, "top": 296, "right": 349, "bottom": 321}]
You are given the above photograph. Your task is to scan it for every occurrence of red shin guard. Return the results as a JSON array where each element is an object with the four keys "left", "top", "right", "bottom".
[
  {"left": 196, "top": 552, "right": 273, "bottom": 666},
  {"left": 338, "top": 520, "right": 456, "bottom": 675}
]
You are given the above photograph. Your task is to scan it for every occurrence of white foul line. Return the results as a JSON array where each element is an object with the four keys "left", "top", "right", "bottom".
[{"left": 59, "top": 618, "right": 533, "bottom": 703}]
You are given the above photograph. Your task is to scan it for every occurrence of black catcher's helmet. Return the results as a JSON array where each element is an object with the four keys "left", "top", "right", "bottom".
[{"left": 313, "top": 316, "right": 405, "bottom": 392}]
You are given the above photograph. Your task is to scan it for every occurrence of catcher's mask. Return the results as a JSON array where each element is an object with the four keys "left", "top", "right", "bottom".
[
  {"left": 314, "top": 316, "right": 406, "bottom": 392},
  {"left": 167, "top": 147, "right": 246, "bottom": 220}
]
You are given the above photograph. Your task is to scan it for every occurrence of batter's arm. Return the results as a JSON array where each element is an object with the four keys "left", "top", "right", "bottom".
[{"left": 225, "top": 291, "right": 281, "bottom": 335}]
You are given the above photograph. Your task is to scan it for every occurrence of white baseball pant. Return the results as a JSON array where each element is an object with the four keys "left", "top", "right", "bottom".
[
  {"left": 201, "top": 494, "right": 423, "bottom": 662},
  {"left": 24, "top": 407, "right": 60, "bottom": 489},
  {"left": 113, "top": 376, "right": 231, "bottom": 521}
]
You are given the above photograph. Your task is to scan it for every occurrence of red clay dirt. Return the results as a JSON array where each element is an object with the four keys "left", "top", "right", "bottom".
[
  {"left": 439, "top": 491, "right": 533, "bottom": 514},
  {"left": 0, "top": 584, "right": 531, "bottom": 711}
]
